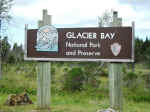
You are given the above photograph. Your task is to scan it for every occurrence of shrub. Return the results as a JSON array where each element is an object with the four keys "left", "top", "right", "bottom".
[
  {"left": 126, "top": 88, "right": 150, "bottom": 102},
  {"left": 0, "top": 86, "right": 36, "bottom": 95},
  {"left": 99, "top": 68, "right": 108, "bottom": 77},
  {"left": 7, "top": 54, "right": 16, "bottom": 64},
  {"left": 64, "top": 67, "right": 84, "bottom": 92},
  {"left": 129, "top": 94, "right": 150, "bottom": 102},
  {"left": 123, "top": 72, "right": 138, "bottom": 88}
]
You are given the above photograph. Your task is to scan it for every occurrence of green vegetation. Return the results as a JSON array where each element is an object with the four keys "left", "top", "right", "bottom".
[
  {"left": 63, "top": 67, "right": 84, "bottom": 91},
  {"left": 135, "top": 37, "right": 150, "bottom": 64},
  {"left": 0, "top": 2, "right": 150, "bottom": 112},
  {"left": 0, "top": 24, "right": 150, "bottom": 111},
  {"left": 0, "top": 62, "right": 150, "bottom": 112}
]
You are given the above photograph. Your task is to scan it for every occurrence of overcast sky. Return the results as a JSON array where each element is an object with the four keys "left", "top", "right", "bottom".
[{"left": 5, "top": 0, "right": 150, "bottom": 45}]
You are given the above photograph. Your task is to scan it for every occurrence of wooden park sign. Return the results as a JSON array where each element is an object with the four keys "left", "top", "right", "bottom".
[{"left": 24, "top": 26, "right": 134, "bottom": 62}]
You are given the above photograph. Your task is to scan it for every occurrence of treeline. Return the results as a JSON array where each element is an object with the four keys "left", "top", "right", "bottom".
[
  {"left": 0, "top": 36, "right": 150, "bottom": 64},
  {"left": 0, "top": 36, "right": 24, "bottom": 64},
  {"left": 135, "top": 37, "right": 150, "bottom": 64}
]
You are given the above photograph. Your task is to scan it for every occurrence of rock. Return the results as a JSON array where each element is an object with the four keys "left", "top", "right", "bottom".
[{"left": 5, "top": 92, "right": 33, "bottom": 106}]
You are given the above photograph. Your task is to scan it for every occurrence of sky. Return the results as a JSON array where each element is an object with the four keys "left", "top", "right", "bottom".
[{"left": 3, "top": 0, "right": 150, "bottom": 45}]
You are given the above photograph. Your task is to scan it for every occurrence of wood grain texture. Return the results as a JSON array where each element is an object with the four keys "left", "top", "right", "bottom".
[
  {"left": 108, "top": 11, "right": 123, "bottom": 112},
  {"left": 37, "top": 62, "right": 51, "bottom": 108},
  {"left": 109, "top": 63, "right": 123, "bottom": 111},
  {"left": 37, "top": 9, "right": 51, "bottom": 110}
]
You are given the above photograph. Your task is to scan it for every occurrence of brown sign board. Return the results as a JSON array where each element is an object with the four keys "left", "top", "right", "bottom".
[{"left": 24, "top": 26, "right": 134, "bottom": 62}]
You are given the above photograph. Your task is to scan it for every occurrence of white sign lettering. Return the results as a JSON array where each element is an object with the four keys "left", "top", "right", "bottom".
[
  {"left": 66, "top": 32, "right": 97, "bottom": 39},
  {"left": 100, "top": 33, "right": 115, "bottom": 39}
]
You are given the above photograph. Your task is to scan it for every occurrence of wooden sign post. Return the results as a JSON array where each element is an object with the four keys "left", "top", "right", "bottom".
[
  {"left": 25, "top": 10, "right": 134, "bottom": 112},
  {"left": 109, "top": 11, "right": 123, "bottom": 112},
  {"left": 37, "top": 9, "right": 51, "bottom": 110},
  {"left": 108, "top": 11, "right": 135, "bottom": 112}
]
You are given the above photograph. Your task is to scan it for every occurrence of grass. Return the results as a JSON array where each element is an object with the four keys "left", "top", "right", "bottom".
[
  {"left": 0, "top": 62, "right": 150, "bottom": 112},
  {"left": 0, "top": 94, "right": 36, "bottom": 112},
  {"left": 0, "top": 92, "right": 103, "bottom": 112},
  {"left": 1, "top": 92, "right": 150, "bottom": 112},
  {"left": 123, "top": 100, "right": 150, "bottom": 112},
  {"left": 51, "top": 92, "right": 103, "bottom": 112}
]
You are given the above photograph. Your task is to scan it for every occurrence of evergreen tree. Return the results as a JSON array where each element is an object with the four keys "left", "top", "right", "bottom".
[
  {"left": 0, "top": 0, "right": 13, "bottom": 20},
  {"left": 11, "top": 43, "right": 24, "bottom": 63},
  {"left": 0, "top": 36, "right": 10, "bottom": 62},
  {"left": 135, "top": 37, "right": 144, "bottom": 62},
  {"left": 141, "top": 37, "right": 149, "bottom": 53},
  {"left": 0, "top": 0, "right": 13, "bottom": 79}
]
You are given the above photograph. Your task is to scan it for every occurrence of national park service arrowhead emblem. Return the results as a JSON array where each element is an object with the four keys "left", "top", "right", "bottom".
[{"left": 110, "top": 43, "right": 122, "bottom": 56}]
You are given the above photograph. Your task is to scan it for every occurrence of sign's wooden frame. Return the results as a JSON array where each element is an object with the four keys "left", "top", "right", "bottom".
[{"left": 24, "top": 23, "right": 135, "bottom": 62}]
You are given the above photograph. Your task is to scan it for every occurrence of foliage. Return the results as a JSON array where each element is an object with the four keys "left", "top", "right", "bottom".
[
  {"left": 135, "top": 37, "right": 144, "bottom": 62},
  {"left": 81, "top": 62, "right": 102, "bottom": 88},
  {"left": 64, "top": 67, "right": 84, "bottom": 91},
  {"left": 123, "top": 71, "right": 138, "bottom": 88},
  {"left": 1, "top": 92, "right": 150, "bottom": 112},
  {"left": 0, "top": 36, "right": 10, "bottom": 62},
  {"left": 0, "top": 63, "right": 150, "bottom": 112},
  {"left": 124, "top": 72, "right": 137, "bottom": 80},
  {"left": 135, "top": 37, "right": 150, "bottom": 64},
  {"left": 11, "top": 43, "right": 24, "bottom": 63},
  {"left": 144, "top": 45, "right": 150, "bottom": 66},
  {"left": 63, "top": 62, "right": 103, "bottom": 91},
  {"left": 128, "top": 93, "right": 150, "bottom": 102},
  {"left": 0, "top": 38, "right": 24, "bottom": 63},
  {"left": 7, "top": 53, "right": 16, "bottom": 63},
  {"left": 125, "top": 82, "right": 150, "bottom": 103},
  {"left": 0, "top": 0, "right": 13, "bottom": 20},
  {"left": 0, "top": 63, "right": 37, "bottom": 96},
  {"left": 0, "top": 86, "right": 36, "bottom": 95}
]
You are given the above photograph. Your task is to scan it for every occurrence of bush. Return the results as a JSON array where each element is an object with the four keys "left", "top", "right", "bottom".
[
  {"left": 99, "top": 68, "right": 108, "bottom": 77},
  {"left": 64, "top": 67, "right": 84, "bottom": 92},
  {"left": 129, "top": 94, "right": 150, "bottom": 102},
  {"left": 123, "top": 72, "right": 138, "bottom": 88},
  {"left": 126, "top": 87, "right": 150, "bottom": 102},
  {"left": 7, "top": 54, "right": 16, "bottom": 64},
  {"left": 125, "top": 72, "right": 138, "bottom": 80},
  {"left": 0, "top": 86, "right": 36, "bottom": 95}
]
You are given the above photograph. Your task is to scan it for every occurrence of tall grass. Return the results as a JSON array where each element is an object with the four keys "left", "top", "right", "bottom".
[{"left": 0, "top": 63, "right": 150, "bottom": 112}]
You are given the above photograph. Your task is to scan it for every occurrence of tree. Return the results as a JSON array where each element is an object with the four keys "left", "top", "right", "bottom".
[
  {"left": 0, "top": 0, "right": 13, "bottom": 79},
  {"left": 0, "top": 0, "right": 13, "bottom": 20},
  {"left": 135, "top": 37, "right": 144, "bottom": 62},
  {"left": 143, "top": 37, "right": 150, "bottom": 64},
  {"left": 145, "top": 45, "right": 150, "bottom": 65},
  {"left": 1, "top": 36, "right": 10, "bottom": 62},
  {"left": 141, "top": 37, "right": 149, "bottom": 53},
  {"left": 134, "top": 36, "right": 150, "bottom": 64},
  {"left": 11, "top": 43, "right": 24, "bottom": 63}
]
